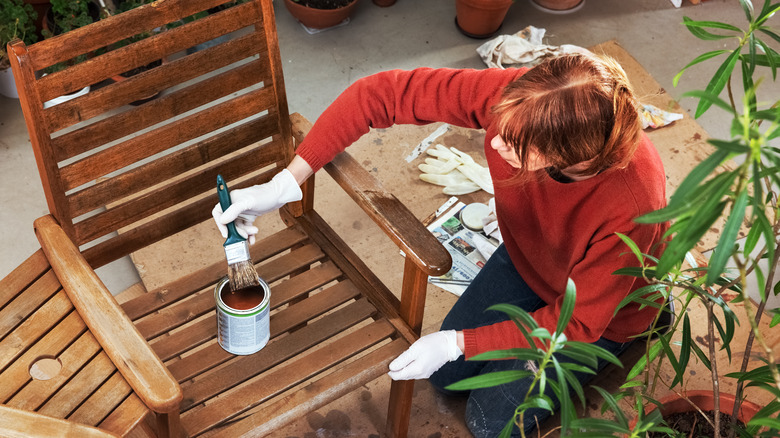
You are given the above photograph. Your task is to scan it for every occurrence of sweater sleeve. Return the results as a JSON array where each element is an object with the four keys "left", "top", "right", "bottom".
[
  {"left": 295, "top": 68, "right": 525, "bottom": 171},
  {"left": 462, "top": 221, "right": 663, "bottom": 359}
]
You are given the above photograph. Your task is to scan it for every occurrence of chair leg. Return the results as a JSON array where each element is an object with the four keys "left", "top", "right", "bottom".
[
  {"left": 385, "top": 379, "right": 414, "bottom": 438},
  {"left": 155, "top": 411, "right": 184, "bottom": 438}
]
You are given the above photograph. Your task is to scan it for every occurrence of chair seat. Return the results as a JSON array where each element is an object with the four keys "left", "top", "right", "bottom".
[{"left": 119, "top": 212, "right": 412, "bottom": 436}]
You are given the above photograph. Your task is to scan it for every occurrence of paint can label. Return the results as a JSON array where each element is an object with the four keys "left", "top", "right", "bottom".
[{"left": 215, "top": 277, "right": 271, "bottom": 355}]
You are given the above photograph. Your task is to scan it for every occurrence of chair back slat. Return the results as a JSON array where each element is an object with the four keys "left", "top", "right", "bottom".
[
  {"left": 50, "top": 58, "right": 270, "bottom": 162},
  {"left": 26, "top": 0, "right": 231, "bottom": 72},
  {"left": 10, "top": 0, "right": 291, "bottom": 268},
  {"left": 37, "top": 2, "right": 263, "bottom": 104},
  {"left": 68, "top": 115, "right": 279, "bottom": 218},
  {"left": 73, "top": 139, "right": 285, "bottom": 246}
]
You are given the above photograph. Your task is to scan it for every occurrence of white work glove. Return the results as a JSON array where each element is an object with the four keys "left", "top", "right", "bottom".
[
  {"left": 418, "top": 145, "right": 493, "bottom": 195},
  {"left": 482, "top": 197, "right": 503, "bottom": 245},
  {"left": 387, "top": 330, "right": 463, "bottom": 380},
  {"left": 212, "top": 169, "right": 302, "bottom": 245}
]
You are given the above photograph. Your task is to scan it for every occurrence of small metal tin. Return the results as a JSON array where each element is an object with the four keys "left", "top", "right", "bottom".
[{"left": 215, "top": 276, "right": 271, "bottom": 355}]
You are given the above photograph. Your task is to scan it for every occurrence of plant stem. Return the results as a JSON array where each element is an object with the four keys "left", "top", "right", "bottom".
[{"left": 706, "top": 300, "right": 721, "bottom": 438}]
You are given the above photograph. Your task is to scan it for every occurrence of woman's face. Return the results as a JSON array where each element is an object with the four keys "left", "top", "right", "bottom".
[{"left": 490, "top": 135, "right": 549, "bottom": 171}]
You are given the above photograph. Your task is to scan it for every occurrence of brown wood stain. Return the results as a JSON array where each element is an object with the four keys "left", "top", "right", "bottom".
[{"left": 221, "top": 284, "right": 265, "bottom": 311}]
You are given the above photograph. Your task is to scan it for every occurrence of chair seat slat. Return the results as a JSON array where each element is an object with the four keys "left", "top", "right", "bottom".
[
  {"left": 178, "top": 280, "right": 365, "bottom": 410},
  {"left": 66, "top": 371, "right": 133, "bottom": 428},
  {"left": 121, "top": 227, "right": 309, "bottom": 320},
  {"left": 8, "top": 331, "right": 101, "bottom": 411},
  {"left": 182, "top": 318, "right": 395, "bottom": 436},
  {"left": 216, "top": 338, "right": 408, "bottom": 437},
  {"left": 0, "top": 291, "right": 73, "bottom": 370},
  {"left": 149, "top": 261, "right": 342, "bottom": 361},
  {"left": 97, "top": 394, "right": 149, "bottom": 437},
  {"left": 0, "top": 311, "right": 86, "bottom": 402},
  {"left": 0, "top": 270, "right": 61, "bottom": 339},
  {"left": 168, "top": 297, "right": 377, "bottom": 384},
  {"left": 0, "top": 250, "right": 49, "bottom": 309}
]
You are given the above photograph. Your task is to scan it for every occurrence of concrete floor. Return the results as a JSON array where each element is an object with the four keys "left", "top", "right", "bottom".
[
  {"left": 1, "top": 0, "right": 776, "bottom": 436},
  {"left": 0, "top": 0, "right": 762, "bottom": 292}
]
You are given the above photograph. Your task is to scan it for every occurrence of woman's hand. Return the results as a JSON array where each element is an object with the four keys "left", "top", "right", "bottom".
[{"left": 388, "top": 330, "right": 464, "bottom": 380}]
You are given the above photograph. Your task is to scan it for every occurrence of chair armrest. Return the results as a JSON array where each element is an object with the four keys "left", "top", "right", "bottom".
[
  {"left": 34, "top": 215, "right": 183, "bottom": 414},
  {"left": 289, "top": 113, "right": 451, "bottom": 277},
  {"left": 0, "top": 404, "right": 119, "bottom": 437}
]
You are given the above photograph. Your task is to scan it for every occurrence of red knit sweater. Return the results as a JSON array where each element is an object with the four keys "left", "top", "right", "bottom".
[{"left": 296, "top": 68, "right": 668, "bottom": 359}]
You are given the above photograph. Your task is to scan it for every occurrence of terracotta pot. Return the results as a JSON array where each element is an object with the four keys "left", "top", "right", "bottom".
[
  {"left": 283, "top": 0, "right": 359, "bottom": 30},
  {"left": 372, "top": 0, "right": 396, "bottom": 6},
  {"left": 531, "top": 0, "right": 583, "bottom": 10},
  {"left": 629, "top": 391, "right": 762, "bottom": 436},
  {"left": 23, "top": 0, "right": 50, "bottom": 40},
  {"left": 455, "top": 0, "right": 513, "bottom": 39}
]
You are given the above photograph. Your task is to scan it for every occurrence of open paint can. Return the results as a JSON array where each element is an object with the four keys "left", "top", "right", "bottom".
[{"left": 215, "top": 276, "right": 271, "bottom": 355}]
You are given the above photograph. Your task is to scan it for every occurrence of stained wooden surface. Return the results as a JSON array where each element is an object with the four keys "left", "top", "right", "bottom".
[{"left": 7, "top": 0, "right": 435, "bottom": 435}]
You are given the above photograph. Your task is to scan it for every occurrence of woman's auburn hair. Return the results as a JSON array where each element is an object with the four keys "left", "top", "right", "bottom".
[{"left": 493, "top": 52, "right": 642, "bottom": 179}]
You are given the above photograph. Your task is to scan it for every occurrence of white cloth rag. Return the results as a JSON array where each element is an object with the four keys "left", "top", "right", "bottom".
[{"left": 477, "top": 26, "right": 585, "bottom": 69}]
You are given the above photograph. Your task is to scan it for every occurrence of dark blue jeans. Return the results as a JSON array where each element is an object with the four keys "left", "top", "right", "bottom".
[{"left": 429, "top": 244, "right": 634, "bottom": 438}]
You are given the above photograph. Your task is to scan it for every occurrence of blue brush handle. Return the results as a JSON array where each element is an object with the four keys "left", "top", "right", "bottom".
[{"left": 216, "top": 175, "right": 246, "bottom": 247}]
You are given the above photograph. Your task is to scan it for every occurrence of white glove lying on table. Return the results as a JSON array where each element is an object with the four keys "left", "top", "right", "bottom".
[
  {"left": 418, "top": 145, "right": 493, "bottom": 195},
  {"left": 388, "top": 330, "right": 463, "bottom": 380},
  {"left": 211, "top": 169, "right": 302, "bottom": 245}
]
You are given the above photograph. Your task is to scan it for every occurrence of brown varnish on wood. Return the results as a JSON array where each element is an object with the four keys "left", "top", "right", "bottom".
[{"left": 220, "top": 284, "right": 265, "bottom": 311}]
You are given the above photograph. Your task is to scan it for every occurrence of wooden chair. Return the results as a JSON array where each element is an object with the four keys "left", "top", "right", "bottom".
[{"left": 6, "top": 0, "right": 451, "bottom": 436}]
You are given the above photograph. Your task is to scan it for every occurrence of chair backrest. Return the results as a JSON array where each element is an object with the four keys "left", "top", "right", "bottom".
[{"left": 9, "top": 0, "right": 293, "bottom": 269}]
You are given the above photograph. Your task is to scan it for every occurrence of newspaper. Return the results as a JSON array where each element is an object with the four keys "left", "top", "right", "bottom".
[{"left": 427, "top": 201, "right": 498, "bottom": 297}]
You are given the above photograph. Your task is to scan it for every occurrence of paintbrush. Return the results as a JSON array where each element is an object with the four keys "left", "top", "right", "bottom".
[{"left": 216, "top": 174, "right": 261, "bottom": 291}]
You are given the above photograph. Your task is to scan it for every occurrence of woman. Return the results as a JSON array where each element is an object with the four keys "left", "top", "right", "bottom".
[{"left": 212, "top": 52, "right": 668, "bottom": 437}]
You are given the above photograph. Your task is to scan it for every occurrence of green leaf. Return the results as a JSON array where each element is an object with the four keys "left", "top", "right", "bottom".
[
  {"left": 518, "top": 393, "right": 555, "bottom": 413},
  {"left": 565, "top": 341, "right": 623, "bottom": 367},
  {"left": 552, "top": 359, "right": 572, "bottom": 434},
  {"left": 658, "top": 147, "right": 731, "bottom": 215},
  {"left": 556, "top": 279, "right": 576, "bottom": 337},
  {"left": 739, "top": 0, "right": 753, "bottom": 21},
  {"left": 708, "top": 138, "right": 750, "bottom": 153},
  {"left": 707, "top": 189, "right": 749, "bottom": 286},
  {"left": 756, "top": 36, "right": 777, "bottom": 80},
  {"left": 657, "top": 200, "right": 727, "bottom": 276},
  {"left": 673, "top": 49, "right": 731, "bottom": 86},
  {"left": 445, "top": 370, "right": 534, "bottom": 391},
  {"left": 759, "top": 27, "right": 780, "bottom": 45},
  {"left": 749, "top": 417, "right": 780, "bottom": 430},
  {"left": 756, "top": 2, "right": 780, "bottom": 25},
  {"left": 712, "top": 314, "right": 733, "bottom": 361},
  {"left": 557, "top": 347, "right": 598, "bottom": 369},
  {"left": 498, "top": 417, "right": 516, "bottom": 438},
  {"left": 770, "top": 309, "right": 780, "bottom": 327},
  {"left": 682, "top": 17, "right": 741, "bottom": 40},
  {"left": 658, "top": 334, "right": 683, "bottom": 388},
  {"left": 570, "top": 418, "right": 630, "bottom": 434},
  {"left": 487, "top": 303, "right": 538, "bottom": 331},
  {"left": 670, "top": 314, "right": 692, "bottom": 388},
  {"left": 695, "top": 49, "right": 741, "bottom": 118},
  {"left": 595, "top": 386, "right": 629, "bottom": 426},
  {"left": 615, "top": 232, "right": 645, "bottom": 266},
  {"left": 469, "top": 348, "right": 544, "bottom": 362},
  {"left": 627, "top": 341, "right": 663, "bottom": 381}
]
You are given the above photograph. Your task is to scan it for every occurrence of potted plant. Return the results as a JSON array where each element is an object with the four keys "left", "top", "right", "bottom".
[
  {"left": 445, "top": 1, "right": 780, "bottom": 437},
  {"left": 283, "top": 0, "right": 359, "bottom": 31},
  {"left": 0, "top": 0, "right": 37, "bottom": 98},
  {"left": 454, "top": 0, "right": 514, "bottom": 39},
  {"left": 611, "top": 0, "right": 780, "bottom": 436}
]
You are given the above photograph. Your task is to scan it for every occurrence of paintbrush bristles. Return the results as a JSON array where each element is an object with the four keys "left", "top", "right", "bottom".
[{"left": 227, "top": 260, "right": 261, "bottom": 290}]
